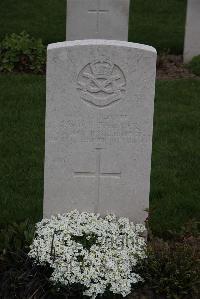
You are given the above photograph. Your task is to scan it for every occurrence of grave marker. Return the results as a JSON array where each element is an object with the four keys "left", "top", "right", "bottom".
[
  {"left": 184, "top": 0, "right": 200, "bottom": 62},
  {"left": 88, "top": 1, "right": 109, "bottom": 34},
  {"left": 66, "top": 0, "right": 130, "bottom": 41},
  {"left": 44, "top": 40, "right": 157, "bottom": 224}
]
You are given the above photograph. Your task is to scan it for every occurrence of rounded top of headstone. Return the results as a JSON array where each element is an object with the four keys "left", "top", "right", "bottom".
[{"left": 47, "top": 40, "right": 157, "bottom": 55}]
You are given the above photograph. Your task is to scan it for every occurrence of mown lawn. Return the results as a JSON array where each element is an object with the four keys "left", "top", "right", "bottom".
[
  {"left": 0, "top": 74, "right": 199, "bottom": 236},
  {"left": 0, "top": 75, "right": 45, "bottom": 225},
  {"left": 0, "top": 0, "right": 187, "bottom": 54},
  {"left": 151, "top": 79, "right": 200, "bottom": 235},
  {"left": 129, "top": 0, "right": 187, "bottom": 54}
]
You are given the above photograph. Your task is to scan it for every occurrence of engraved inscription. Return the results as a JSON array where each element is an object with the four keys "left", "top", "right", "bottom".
[
  {"left": 77, "top": 57, "right": 126, "bottom": 108},
  {"left": 61, "top": 115, "right": 147, "bottom": 145},
  {"left": 74, "top": 148, "right": 121, "bottom": 212},
  {"left": 88, "top": 0, "right": 109, "bottom": 34}
]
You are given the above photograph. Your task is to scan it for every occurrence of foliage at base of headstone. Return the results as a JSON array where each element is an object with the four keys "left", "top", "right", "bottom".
[
  {"left": 136, "top": 237, "right": 200, "bottom": 299},
  {"left": 0, "top": 220, "right": 35, "bottom": 254},
  {"left": 0, "top": 217, "right": 199, "bottom": 299},
  {"left": 0, "top": 31, "right": 46, "bottom": 73},
  {"left": 0, "top": 231, "right": 199, "bottom": 299},
  {"left": 28, "top": 210, "right": 146, "bottom": 299},
  {"left": 186, "top": 55, "right": 200, "bottom": 77}
]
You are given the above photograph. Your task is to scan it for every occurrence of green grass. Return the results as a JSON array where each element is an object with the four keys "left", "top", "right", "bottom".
[
  {"left": 0, "top": 0, "right": 66, "bottom": 45},
  {"left": 0, "top": 0, "right": 187, "bottom": 53},
  {"left": 0, "top": 75, "right": 200, "bottom": 236},
  {"left": 0, "top": 75, "right": 45, "bottom": 224},
  {"left": 150, "top": 80, "right": 200, "bottom": 235},
  {"left": 129, "top": 0, "right": 187, "bottom": 54}
]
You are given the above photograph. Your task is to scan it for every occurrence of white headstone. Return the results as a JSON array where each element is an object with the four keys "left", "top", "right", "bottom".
[
  {"left": 44, "top": 40, "right": 157, "bottom": 224},
  {"left": 66, "top": 0, "right": 130, "bottom": 41},
  {"left": 184, "top": 0, "right": 200, "bottom": 62}
]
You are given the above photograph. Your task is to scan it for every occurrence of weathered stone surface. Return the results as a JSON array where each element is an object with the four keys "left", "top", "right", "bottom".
[
  {"left": 66, "top": 0, "right": 130, "bottom": 41},
  {"left": 44, "top": 40, "right": 157, "bottom": 223},
  {"left": 184, "top": 0, "right": 200, "bottom": 62}
]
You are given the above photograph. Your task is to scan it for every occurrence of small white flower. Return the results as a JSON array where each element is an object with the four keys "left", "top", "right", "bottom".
[{"left": 28, "top": 210, "right": 146, "bottom": 299}]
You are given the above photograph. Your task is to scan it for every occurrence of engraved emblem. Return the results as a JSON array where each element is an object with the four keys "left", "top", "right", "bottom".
[{"left": 77, "top": 57, "right": 126, "bottom": 108}]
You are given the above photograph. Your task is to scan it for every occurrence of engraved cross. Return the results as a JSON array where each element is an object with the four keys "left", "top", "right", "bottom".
[
  {"left": 88, "top": 0, "right": 109, "bottom": 34},
  {"left": 73, "top": 148, "right": 121, "bottom": 212}
]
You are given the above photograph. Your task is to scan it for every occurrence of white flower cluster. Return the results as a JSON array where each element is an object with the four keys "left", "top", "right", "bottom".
[{"left": 29, "top": 210, "right": 146, "bottom": 298}]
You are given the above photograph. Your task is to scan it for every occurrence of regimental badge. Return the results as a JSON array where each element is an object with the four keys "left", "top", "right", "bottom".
[{"left": 77, "top": 57, "right": 126, "bottom": 108}]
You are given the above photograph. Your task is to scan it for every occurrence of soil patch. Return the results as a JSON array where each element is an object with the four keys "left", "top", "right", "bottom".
[{"left": 156, "top": 55, "right": 198, "bottom": 80}]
